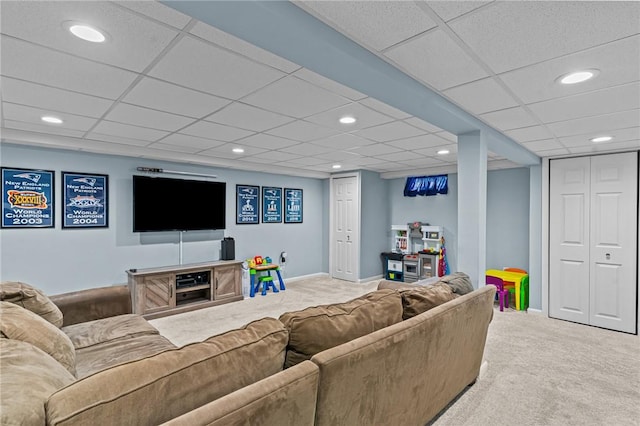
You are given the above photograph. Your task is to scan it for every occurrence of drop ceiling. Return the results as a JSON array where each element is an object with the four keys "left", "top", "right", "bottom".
[{"left": 1, "top": 1, "right": 638, "bottom": 179}]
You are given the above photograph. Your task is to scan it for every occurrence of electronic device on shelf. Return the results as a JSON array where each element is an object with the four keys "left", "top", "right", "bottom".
[{"left": 175, "top": 270, "right": 210, "bottom": 289}]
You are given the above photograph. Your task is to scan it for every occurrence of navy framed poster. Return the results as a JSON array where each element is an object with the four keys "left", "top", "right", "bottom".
[
  {"left": 236, "top": 184, "right": 259, "bottom": 224},
  {"left": 62, "top": 172, "right": 109, "bottom": 229},
  {"left": 1, "top": 167, "right": 54, "bottom": 228},
  {"left": 262, "top": 186, "right": 282, "bottom": 223},
  {"left": 284, "top": 188, "right": 303, "bottom": 223}
]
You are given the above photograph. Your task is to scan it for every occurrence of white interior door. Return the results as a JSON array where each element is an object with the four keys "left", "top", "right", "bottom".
[
  {"left": 550, "top": 157, "right": 591, "bottom": 325},
  {"left": 589, "top": 153, "right": 637, "bottom": 333},
  {"left": 331, "top": 175, "right": 359, "bottom": 281}
]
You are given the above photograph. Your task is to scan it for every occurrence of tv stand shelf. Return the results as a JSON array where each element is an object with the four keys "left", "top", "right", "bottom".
[{"left": 127, "top": 260, "right": 243, "bottom": 319}]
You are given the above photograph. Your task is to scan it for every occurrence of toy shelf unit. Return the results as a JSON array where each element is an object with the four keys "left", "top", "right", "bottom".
[
  {"left": 421, "top": 225, "right": 443, "bottom": 254},
  {"left": 391, "top": 225, "right": 410, "bottom": 254}
]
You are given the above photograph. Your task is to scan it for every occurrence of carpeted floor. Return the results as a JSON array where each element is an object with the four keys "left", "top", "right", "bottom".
[{"left": 151, "top": 276, "right": 640, "bottom": 426}]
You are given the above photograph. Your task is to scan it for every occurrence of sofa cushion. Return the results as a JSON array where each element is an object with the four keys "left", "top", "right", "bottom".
[
  {"left": 62, "top": 314, "right": 161, "bottom": 350},
  {"left": 279, "top": 289, "right": 403, "bottom": 368},
  {"left": 0, "top": 339, "right": 76, "bottom": 426},
  {"left": 46, "top": 317, "right": 289, "bottom": 426},
  {"left": 0, "top": 301, "right": 76, "bottom": 376},
  {"left": 400, "top": 282, "right": 456, "bottom": 320},
  {"left": 0, "top": 281, "right": 63, "bottom": 327},
  {"left": 439, "top": 272, "right": 474, "bottom": 295},
  {"left": 75, "top": 334, "right": 176, "bottom": 378}
]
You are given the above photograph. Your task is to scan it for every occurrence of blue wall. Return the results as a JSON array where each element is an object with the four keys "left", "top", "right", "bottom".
[
  {"left": 360, "top": 170, "right": 389, "bottom": 279},
  {"left": 0, "top": 144, "right": 328, "bottom": 294}
]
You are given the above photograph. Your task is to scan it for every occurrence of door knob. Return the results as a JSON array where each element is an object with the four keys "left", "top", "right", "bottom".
[{"left": 605, "top": 253, "right": 611, "bottom": 260}]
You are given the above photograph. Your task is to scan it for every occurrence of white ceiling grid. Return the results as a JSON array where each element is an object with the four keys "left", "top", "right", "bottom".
[{"left": 1, "top": 0, "right": 638, "bottom": 179}]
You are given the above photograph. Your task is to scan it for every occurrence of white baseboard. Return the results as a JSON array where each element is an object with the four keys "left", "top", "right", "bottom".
[
  {"left": 284, "top": 272, "right": 329, "bottom": 283},
  {"left": 478, "top": 360, "right": 489, "bottom": 380},
  {"left": 359, "top": 274, "right": 383, "bottom": 283},
  {"left": 527, "top": 308, "right": 543, "bottom": 314}
]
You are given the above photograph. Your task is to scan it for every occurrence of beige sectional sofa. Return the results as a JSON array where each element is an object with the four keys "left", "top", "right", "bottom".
[{"left": 1, "top": 275, "right": 495, "bottom": 426}]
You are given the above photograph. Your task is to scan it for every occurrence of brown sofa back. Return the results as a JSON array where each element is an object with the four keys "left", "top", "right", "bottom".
[
  {"left": 50, "top": 285, "right": 132, "bottom": 327},
  {"left": 46, "top": 317, "right": 288, "bottom": 426},
  {"left": 310, "top": 285, "right": 496, "bottom": 426}
]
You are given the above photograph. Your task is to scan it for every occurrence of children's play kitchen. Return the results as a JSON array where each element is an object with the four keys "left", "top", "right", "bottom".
[{"left": 382, "top": 222, "right": 446, "bottom": 282}]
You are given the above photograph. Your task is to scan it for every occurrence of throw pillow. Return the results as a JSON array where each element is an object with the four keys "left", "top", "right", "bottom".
[
  {"left": 278, "top": 289, "right": 403, "bottom": 368},
  {"left": 0, "top": 339, "right": 76, "bottom": 426},
  {"left": 0, "top": 281, "right": 64, "bottom": 327},
  {"left": 438, "top": 272, "right": 474, "bottom": 295},
  {"left": 0, "top": 301, "right": 76, "bottom": 376},
  {"left": 400, "top": 282, "right": 456, "bottom": 320}
]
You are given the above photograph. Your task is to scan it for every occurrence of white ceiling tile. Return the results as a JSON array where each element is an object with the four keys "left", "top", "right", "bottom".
[
  {"left": 104, "top": 103, "right": 195, "bottom": 132},
  {"left": 522, "top": 139, "right": 564, "bottom": 152},
  {"left": 293, "top": 68, "right": 366, "bottom": 101},
  {"left": 426, "top": 1, "right": 493, "bottom": 22},
  {"left": 399, "top": 157, "right": 447, "bottom": 167},
  {"left": 568, "top": 139, "right": 640, "bottom": 154},
  {"left": 0, "top": 37, "right": 137, "bottom": 99},
  {"left": 144, "top": 142, "right": 202, "bottom": 154},
  {"left": 122, "top": 77, "right": 231, "bottom": 118},
  {"left": 414, "top": 143, "right": 458, "bottom": 158},
  {"left": 547, "top": 109, "right": 640, "bottom": 138},
  {"left": 89, "top": 121, "right": 168, "bottom": 142},
  {"left": 241, "top": 75, "right": 350, "bottom": 118},
  {"left": 386, "top": 134, "right": 451, "bottom": 150},
  {"left": 355, "top": 121, "right": 425, "bottom": 142},
  {"left": 206, "top": 103, "right": 295, "bottom": 132},
  {"left": 158, "top": 133, "right": 226, "bottom": 150},
  {"left": 434, "top": 131, "right": 457, "bottom": 142},
  {"left": 281, "top": 156, "right": 331, "bottom": 166},
  {"left": 149, "top": 36, "right": 285, "bottom": 99},
  {"left": 189, "top": 21, "right": 299, "bottom": 73},
  {"left": 384, "top": 29, "right": 488, "bottom": 90},
  {"left": 311, "top": 133, "right": 376, "bottom": 150},
  {"left": 0, "top": 1, "right": 179, "bottom": 72},
  {"left": 236, "top": 134, "right": 299, "bottom": 150},
  {"left": 2, "top": 102, "right": 97, "bottom": 131},
  {"left": 558, "top": 127, "right": 640, "bottom": 148},
  {"left": 198, "top": 144, "right": 268, "bottom": 159},
  {"left": 536, "top": 148, "right": 571, "bottom": 157},
  {"left": 279, "top": 143, "right": 334, "bottom": 156},
  {"left": 180, "top": 121, "right": 254, "bottom": 142},
  {"left": 298, "top": 0, "right": 436, "bottom": 51},
  {"left": 265, "top": 120, "right": 340, "bottom": 142},
  {"left": 358, "top": 97, "right": 411, "bottom": 119},
  {"left": 305, "top": 103, "right": 394, "bottom": 130},
  {"left": 348, "top": 143, "right": 402, "bottom": 156},
  {"left": 506, "top": 125, "right": 555, "bottom": 143},
  {"left": 244, "top": 150, "right": 301, "bottom": 163},
  {"left": 1, "top": 77, "right": 113, "bottom": 118},
  {"left": 312, "top": 150, "right": 363, "bottom": 162},
  {"left": 346, "top": 156, "right": 389, "bottom": 166},
  {"left": 3, "top": 120, "right": 86, "bottom": 138},
  {"left": 403, "top": 117, "right": 444, "bottom": 133},
  {"left": 377, "top": 151, "right": 420, "bottom": 162},
  {"left": 500, "top": 35, "right": 640, "bottom": 104},
  {"left": 87, "top": 132, "right": 154, "bottom": 147},
  {"left": 113, "top": 1, "right": 192, "bottom": 29},
  {"left": 449, "top": 1, "right": 640, "bottom": 73},
  {"left": 480, "top": 107, "right": 539, "bottom": 131},
  {"left": 528, "top": 82, "right": 640, "bottom": 124},
  {"left": 444, "top": 77, "right": 519, "bottom": 114}
]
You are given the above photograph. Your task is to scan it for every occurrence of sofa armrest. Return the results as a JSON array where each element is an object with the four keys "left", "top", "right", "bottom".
[{"left": 50, "top": 285, "right": 132, "bottom": 326}]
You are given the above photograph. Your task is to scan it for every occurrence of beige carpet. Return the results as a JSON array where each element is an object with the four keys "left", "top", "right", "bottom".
[{"left": 151, "top": 276, "right": 640, "bottom": 426}]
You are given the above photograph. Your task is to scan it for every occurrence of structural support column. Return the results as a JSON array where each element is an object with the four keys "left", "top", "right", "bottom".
[
  {"left": 457, "top": 131, "right": 487, "bottom": 288},
  {"left": 528, "top": 164, "right": 542, "bottom": 310}
]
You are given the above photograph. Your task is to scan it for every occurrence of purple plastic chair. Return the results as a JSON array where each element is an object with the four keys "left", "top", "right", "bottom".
[{"left": 486, "top": 275, "right": 509, "bottom": 311}]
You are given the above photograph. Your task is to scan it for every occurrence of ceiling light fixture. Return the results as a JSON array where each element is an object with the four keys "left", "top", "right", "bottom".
[
  {"left": 232, "top": 147, "right": 245, "bottom": 153},
  {"left": 66, "top": 22, "right": 107, "bottom": 43},
  {"left": 332, "top": 164, "right": 342, "bottom": 169},
  {"left": 41, "top": 116, "right": 63, "bottom": 124},
  {"left": 437, "top": 149, "right": 450, "bottom": 155},
  {"left": 557, "top": 69, "right": 599, "bottom": 85},
  {"left": 590, "top": 136, "right": 613, "bottom": 143},
  {"left": 339, "top": 116, "right": 356, "bottom": 124}
]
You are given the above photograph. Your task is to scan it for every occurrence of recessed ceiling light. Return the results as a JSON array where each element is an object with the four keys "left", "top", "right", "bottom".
[
  {"left": 437, "top": 149, "right": 450, "bottom": 155},
  {"left": 332, "top": 164, "right": 342, "bottom": 169},
  {"left": 339, "top": 116, "right": 356, "bottom": 124},
  {"left": 232, "top": 147, "right": 245, "bottom": 153},
  {"left": 590, "top": 136, "right": 613, "bottom": 143},
  {"left": 557, "top": 69, "right": 599, "bottom": 85},
  {"left": 66, "top": 22, "right": 107, "bottom": 43},
  {"left": 41, "top": 116, "right": 63, "bottom": 124}
]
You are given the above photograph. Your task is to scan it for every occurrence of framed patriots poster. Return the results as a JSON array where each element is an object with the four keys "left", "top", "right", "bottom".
[
  {"left": 1, "top": 167, "right": 55, "bottom": 228},
  {"left": 236, "top": 184, "right": 259, "bottom": 224},
  {"left": 284, "top": 188, "right": 303, "bottom": 223},
  {"left": 62, "top": 172, "right": 109, "bottom": 229},
  {"left": 262, "top": 186, "right": 282, "bottom": 223}
]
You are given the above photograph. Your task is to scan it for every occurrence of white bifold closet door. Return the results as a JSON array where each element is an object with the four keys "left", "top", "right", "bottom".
[{"left": 550, "top": 152, "right": 638, "bottom": 334}]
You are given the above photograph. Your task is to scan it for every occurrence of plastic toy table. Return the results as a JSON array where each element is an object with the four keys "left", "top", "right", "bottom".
[
  {"left": 250, "top": 264, "right": 286, "bottom": 297},
  {"left": 485, "top": 269, "right": 528, "bottom": 310}
]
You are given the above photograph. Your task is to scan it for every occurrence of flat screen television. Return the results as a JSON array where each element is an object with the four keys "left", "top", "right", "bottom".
[{"left": 133, "top": 175, "right": 226, "bottom": 232}]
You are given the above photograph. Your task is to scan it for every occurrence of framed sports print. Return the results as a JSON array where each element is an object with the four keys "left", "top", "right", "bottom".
[
  {"left": 62, "top": 172, "right": 109, "bottom": 229},
  {"left": 284, "top": 188, "right": 303, "bottom": 223},
  {"left": 1, "top": 167, "right": 55, "bottom": 228},
  {"left": 262, "top": 186, "right": 282, "bottom": 223},
  {"left": 236, "top": 184, "right": 259, "bottom": 224}
]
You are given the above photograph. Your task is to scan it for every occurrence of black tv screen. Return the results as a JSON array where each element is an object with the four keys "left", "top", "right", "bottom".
[{"left": 133, "top": 175, "right": 226, "bottom": 232}]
